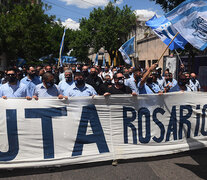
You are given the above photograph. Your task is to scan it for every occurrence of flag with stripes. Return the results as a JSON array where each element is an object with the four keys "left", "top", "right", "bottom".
[{"left": 146, "top": 15, "right": 188, "bottom": 50}]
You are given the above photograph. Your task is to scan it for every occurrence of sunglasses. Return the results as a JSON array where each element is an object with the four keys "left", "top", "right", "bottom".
[{"left": 7, "top": 74, "right": 15, "bottom": 77}]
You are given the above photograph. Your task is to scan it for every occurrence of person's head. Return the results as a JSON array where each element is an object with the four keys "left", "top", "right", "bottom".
[
  {"left": 42, "top": 72, "right": 54, "bottom": 89},
  {"left": 104, "top": 74, "right": 112, "bottom": 85},
  {"left": 114, "top": 73, "right": 124, "bottom": 87},
  {"left": 151, "top": 71, "right": 158, "bottom": 83},
  {"left": 123, "top": 68, "right": 130, "bottom": 79},
  {"left": 27, "top": 66, "right": 36, "bottom": 79},
  {"left": 112, "top": 68, "right": 117, "bottom": 74},
  {"left": 82, "top": 66, "right": 89, "bottom": 77},
  {"left": 77, "top": 64, "right": 81, "bottom": 70},
  {"left": 74, "top": 72, "right": 85, "bottom": 87},
  {"left": 164, "top": 69, "right": 170, "bottom": 76},
  {"left": 71, "top": 66, "right": 76, "bottom": 74},
  {"left": 82, "top": 65, "right": 88, "bottom": 72},
  {"left": 146, "top": 73, "right": 154, "bottom": 84},
  {"left": 104, "top": 66, "right": 109, "bottom": 72},
  {"left": 63, "top": 66, "right": 69, "bottom": 72},
  {"left": 90, "top": 67, "right": 97, "bottom": 77},
  {"left": 156, "top": 67, "right": 162, "bottom": 76},
  {"left": 133, "top": 67, "right": 142, "bottom": 80},
  {"left": 178, "top": 73, "right": 188, "bottom": 87},
  {"left": 183, "top": 72, "right": 190, "bottom": 84},
  {"left": 45, "top": 65, "right": 52, "bottom": 73},
  {"left": 7, "top": 69, "right": 17, "bottom": 84},
  {"left": 129, "top": 67, "right": 134, "bottom": 75},
  {"left": 190, "top": 73, "right": 197, "bottom": 82},
  {"left": 64, "top": 70, "right": 73, "bottom": 83}
]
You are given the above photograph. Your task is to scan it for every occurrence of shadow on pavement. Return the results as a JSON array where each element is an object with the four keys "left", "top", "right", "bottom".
[
  {"left": 176, "top": 138, "right": 207, "bottom": 179},
  {"left": 0, "top": 147, "right": 207, "bottom": 178}
]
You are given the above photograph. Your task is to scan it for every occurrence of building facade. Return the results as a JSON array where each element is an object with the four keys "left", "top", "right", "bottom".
[{"left": 129, "top": 18, "right": 170, "bottom": 70}]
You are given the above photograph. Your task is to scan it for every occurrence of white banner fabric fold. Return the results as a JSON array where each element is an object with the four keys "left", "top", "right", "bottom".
[{"left": 0, "top": 92, "right": 207, "bottom": 168}]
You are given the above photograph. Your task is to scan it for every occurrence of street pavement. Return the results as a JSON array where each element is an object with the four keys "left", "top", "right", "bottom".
[{"left": 0, "top": 148, "right": 207, "bottom": 180}]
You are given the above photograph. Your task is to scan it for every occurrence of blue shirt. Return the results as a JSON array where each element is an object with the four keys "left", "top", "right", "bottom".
[
  {"left": 169, "top": 84, "right": 192, "bottom": 92},
  {"left": 64, "top": 83, "right": 97, "bottom": 97},
  {"left": 0, "top": 81, "right": 29, "bottom": 97},
  {"left": 138, "top": 82, "right": 161, "bottom": 94},
  {"left": 58, "top": 80, "right": 74, "bottom": 95},
  {"left": 125, "top": 77, "right": 140, "bottom": 94},
  {"left": 34, "top": 83, "right": 61, "bottom": 97},
  {"left": 20, "top": 76, "right": 41, "bottom": 97}
]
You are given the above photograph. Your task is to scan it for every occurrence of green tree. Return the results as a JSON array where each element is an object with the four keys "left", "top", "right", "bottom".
[
  {"left": 0, "top": 0, "right": 69, "bottom": 65},
  {"left": 71, "top": 2, "right": 136, "bottom": 63},
  {"left": 150, "top": 0, "right": 185, "bottom": 12}
]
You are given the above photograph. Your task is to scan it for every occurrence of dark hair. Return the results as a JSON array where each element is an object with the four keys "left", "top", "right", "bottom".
[
  {"left": 113, "top": 72, "right": 123, "bottom": 80},
  {"left": 133, "top": 67, "right": 141, "bottom": 73},
  {"left": 74, "top": 72, "right": 84, "bottom": 78},
  {"left": 42, "top": 72, "right": 54, "bottom": 81}
]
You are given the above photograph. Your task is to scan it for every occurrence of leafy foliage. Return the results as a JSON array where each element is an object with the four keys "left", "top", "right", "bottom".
[
  {"left": 0, "top": 0, "right": 70, "bottom": 65},
  {"left": 71, "top": 2, "right": 136, "bottom": 62}
]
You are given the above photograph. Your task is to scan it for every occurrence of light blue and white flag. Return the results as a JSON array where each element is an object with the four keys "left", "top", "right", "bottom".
[
  {"left": 119, "top": 36, "right": 135, "bottom": 65},
  {"left": 102, "top": 54, "right": 106, "bottom": 67},
  {"left": 165, "top": 0, "right": 207, "bottom": 50},
  {"left": 94, "top": 53, "right": 98, "bottom": 66},
  {"left": 146, "top": 15, "right": 188, "bottom": 50},
  {"left": 58, "top": 28, "right": 66, "bottom": 67}
]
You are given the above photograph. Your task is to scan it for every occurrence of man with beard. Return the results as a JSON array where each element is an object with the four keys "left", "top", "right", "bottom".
[
  {"left": 20, "top": 66, "right": 41, "bottom": 97},
  {"left": 0, "top": 68, "right": 30, "bottom": 99},
  {"left": 58, "top": 70, "right": 74, "bottom": 95},
  {"left": 64, "top": 72, "right": 97, "bottom": 97},
  {"left": 86, "top": 67, "right": 103, "bottom": 93}
]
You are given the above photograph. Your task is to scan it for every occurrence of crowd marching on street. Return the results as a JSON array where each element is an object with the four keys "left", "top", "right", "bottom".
[{"left": 0, "top": 63, "right": 201, "bottom": 100}]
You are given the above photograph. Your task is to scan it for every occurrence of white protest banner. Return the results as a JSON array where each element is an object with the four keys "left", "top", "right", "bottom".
[{"left": 0, "top": 92, "right": 207, "bottom": 168}]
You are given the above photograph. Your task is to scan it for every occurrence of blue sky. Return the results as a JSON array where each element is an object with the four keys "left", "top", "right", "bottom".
[{"left": 42, "top": 0, "right": 164, "bottom": 29}]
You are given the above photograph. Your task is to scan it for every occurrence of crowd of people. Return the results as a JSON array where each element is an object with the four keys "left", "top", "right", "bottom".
[{"left": 0, "top": 63, "right": 201, "bottom": 99}]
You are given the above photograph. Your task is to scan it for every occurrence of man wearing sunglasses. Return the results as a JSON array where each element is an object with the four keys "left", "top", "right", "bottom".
[
  {"left": 104, "top": 72, "right": 133, "bottom": 95},
  {"left": 0, "top": 68, "right": 30, "bottom": 99}
]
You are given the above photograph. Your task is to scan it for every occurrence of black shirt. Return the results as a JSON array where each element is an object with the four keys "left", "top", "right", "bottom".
[
  {"left": 98, "top": 82, "right": 112, "bottom": 95},
  {"left": 86, "top": 75, "right": 103, "bottom": 93},
  {"left": 108, "top": 85, "right": 132, "bottom": 94}
]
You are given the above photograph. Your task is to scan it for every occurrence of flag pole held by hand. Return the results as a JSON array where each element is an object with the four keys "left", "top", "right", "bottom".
[{"left": 157, "top": 32, "right": 180, "bottom": 63}]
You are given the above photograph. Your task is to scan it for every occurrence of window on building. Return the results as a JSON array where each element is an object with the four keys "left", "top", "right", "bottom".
[
  {"left": 148, "top": 60, "right": 151, "bottom": 67},
  {"left": 139, "top": 60, "right": 145, "bottom": 69},
  {"left": 152, "top": 60, "right": 158, "bottom": 64}
]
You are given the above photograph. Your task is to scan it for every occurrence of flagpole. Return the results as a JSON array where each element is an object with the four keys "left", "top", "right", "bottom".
[
  {"left": 58, "top": 28, "right": 66, "bottom": 68},
  {"left": 157, "top": 32, "right": 179, "bottom": 63},
  {"left": 175, "top": 49, "right": 183, "bottom": 65}
]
